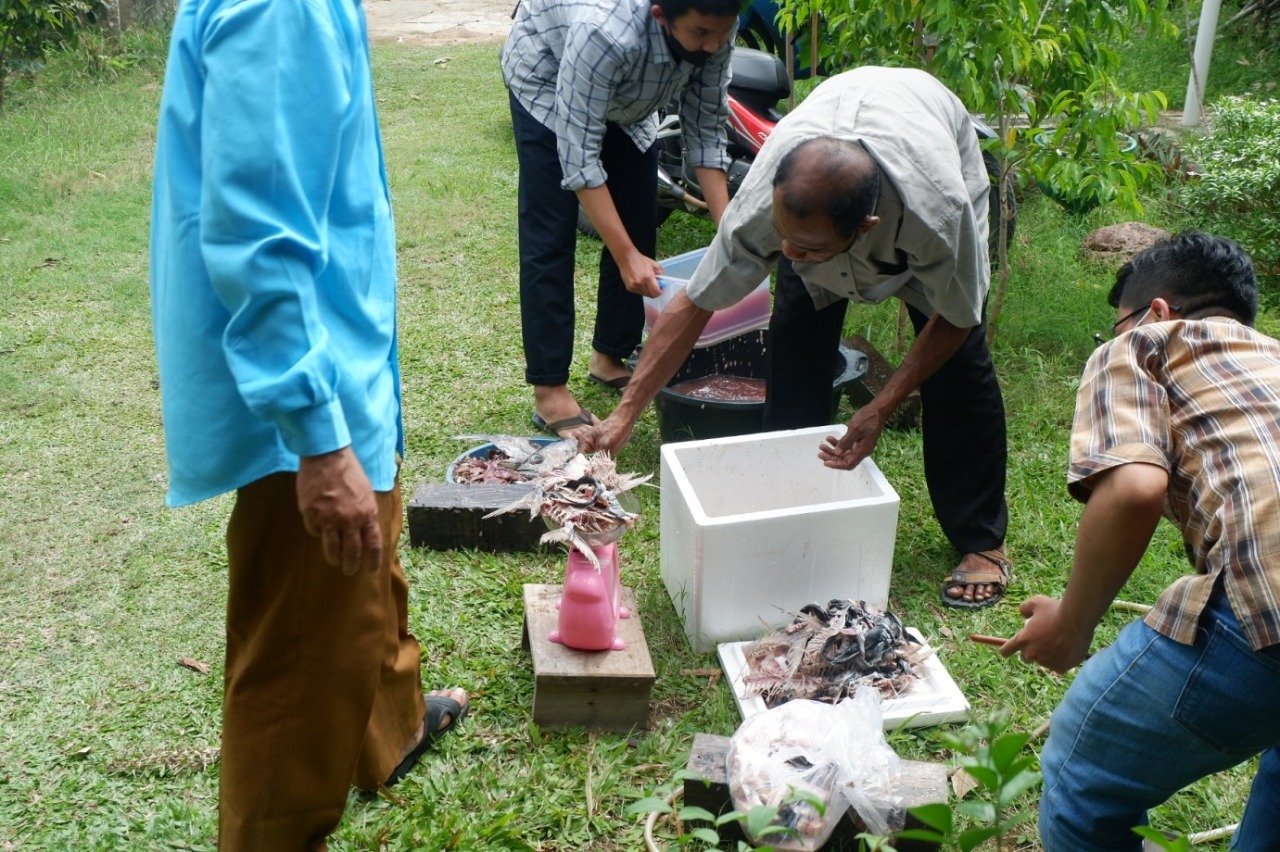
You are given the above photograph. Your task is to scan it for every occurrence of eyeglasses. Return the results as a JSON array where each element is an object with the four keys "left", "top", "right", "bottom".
[{"left": 1093, "top": 303, "right": 1182, "bottom": 347}]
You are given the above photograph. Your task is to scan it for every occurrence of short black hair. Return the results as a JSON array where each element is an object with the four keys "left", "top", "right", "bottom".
[
  {"left": 773, "top": 137, "right": 881, "bottom": 239},
  {"left": 655, "top": 0, "right": 741, "bottom": 20},
  {"left": 1109, "top": 231, "right": 1258, "bottom": 326}
]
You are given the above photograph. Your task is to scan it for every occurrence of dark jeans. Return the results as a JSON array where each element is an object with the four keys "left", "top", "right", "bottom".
[
  {"left": 763, "top": 258, "right": 1008, "bottom": 554},
  {"left": 508, "top": 92, "right": 657, "bottom": 386}
]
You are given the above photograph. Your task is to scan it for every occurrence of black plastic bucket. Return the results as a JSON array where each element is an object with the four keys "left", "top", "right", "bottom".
[{"left": 650, "top": 330, "right": 868, "bottom": 443}]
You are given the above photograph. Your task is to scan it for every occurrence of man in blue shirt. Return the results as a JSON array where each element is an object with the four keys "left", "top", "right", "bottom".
[
  {"left": 150, "top": 0, "right": 466, "bottom": 846},
  {"left": 501, "top": 0, "right": 739, "bottom": 438}
]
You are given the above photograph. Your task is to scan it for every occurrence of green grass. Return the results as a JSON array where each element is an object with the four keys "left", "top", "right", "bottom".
[
  {"left": 0, "top": 31, "right": 1267, "bottom": 851},
  {"left": 1116, "top": 0, "right": 1279, "bottom": 110}
]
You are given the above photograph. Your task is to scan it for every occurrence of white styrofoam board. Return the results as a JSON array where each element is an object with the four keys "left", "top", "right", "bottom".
[{"left": 717, "top": 628, "right": 971, "bottom": 730}]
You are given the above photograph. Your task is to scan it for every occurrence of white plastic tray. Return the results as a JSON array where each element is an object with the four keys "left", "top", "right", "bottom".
[{"left": 717, "top": 628, "right": 971, "bottom": 730}]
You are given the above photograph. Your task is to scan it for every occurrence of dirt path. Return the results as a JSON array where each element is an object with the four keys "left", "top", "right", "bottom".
[{"left": 364, "top": 0, "right": 513, "bottom": 46}]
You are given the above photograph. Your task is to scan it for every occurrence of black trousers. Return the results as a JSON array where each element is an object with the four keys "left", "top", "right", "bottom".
[
  {"left": 762, "top": 258, "right": 1008, "bottom": 554},
  {"left": 508, "top": 92, "right": 657, "bottom": 385}
]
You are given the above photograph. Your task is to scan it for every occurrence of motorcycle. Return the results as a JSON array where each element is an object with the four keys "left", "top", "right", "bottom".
[{"left": 577, "top": 46, "right": 790, "bottom": 238}]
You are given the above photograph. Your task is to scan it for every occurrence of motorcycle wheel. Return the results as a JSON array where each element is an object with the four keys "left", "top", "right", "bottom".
[
  {"left": 736, "top": 13, "right": 779, "bottom": 54},
  {"left": 576, "top": 203, "right": 673, "bottom": 240}
]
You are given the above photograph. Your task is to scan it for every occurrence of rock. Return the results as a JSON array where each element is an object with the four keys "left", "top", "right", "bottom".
[{"left": 1082, "top": 223, "right": 1171, "bottom": 264}]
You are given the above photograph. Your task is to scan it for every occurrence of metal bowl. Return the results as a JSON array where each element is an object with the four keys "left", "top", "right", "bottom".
[{"left": 445, "top": 436, "right": 557, "bottom": 484}]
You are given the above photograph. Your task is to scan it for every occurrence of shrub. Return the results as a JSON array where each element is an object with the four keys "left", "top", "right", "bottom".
[
  {"left": 0, "top": 0, "right": 98, "bottom": 108},
  {"left": 1178, "top": 96, "right": 1280, "bottom": 282}
]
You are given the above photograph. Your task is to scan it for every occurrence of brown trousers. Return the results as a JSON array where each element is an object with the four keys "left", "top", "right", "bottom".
[{"left": 218, "top": 472, "right": 424, "bottom": 851}]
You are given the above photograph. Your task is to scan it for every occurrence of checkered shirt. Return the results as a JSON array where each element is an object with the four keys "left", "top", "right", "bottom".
[
  {"left": 1071, "top": 317, "right": 1280, "bottom": 651},
  {"left": 500, "top": 0, "right": 731, "bottom": 191}
]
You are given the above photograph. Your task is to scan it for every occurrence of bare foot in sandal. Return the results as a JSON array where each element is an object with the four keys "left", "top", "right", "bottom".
[
  {"left": 942, "top": 549, "right": 1011, "bottom": 609},
  {"left": 533, "top": 385, "right": 597, "bottom": 441},
  {"left": 385, "top": 687, "right": 469, "bottom": 787}
]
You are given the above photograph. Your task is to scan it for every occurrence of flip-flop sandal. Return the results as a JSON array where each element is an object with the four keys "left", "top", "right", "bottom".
[
  {"left": 940, "top": 549, "right": 1011, "bottom": 610},
  {"left": 385, "top": 692, "right": 469, "bottom": 788},
  {"left": 532, "top": 408, "right": 595, "bottom": 439},
  {"left": 588, "top": 373, "right": 631, "bottom": 394}
]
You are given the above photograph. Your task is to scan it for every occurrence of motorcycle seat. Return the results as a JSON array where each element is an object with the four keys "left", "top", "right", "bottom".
[{"left": 727, "top": 47, "right": 791, "bottom": 106}]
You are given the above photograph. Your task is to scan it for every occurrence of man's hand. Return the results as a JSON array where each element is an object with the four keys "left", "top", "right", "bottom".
[
  {"left": 818, "top": 312, "right": 967, "bottom": 471},
  {"left": 617, "top": 250, "right": 664, "bottom": 298},
  {"left": 296, "top": 446, "right": 382, "bottom": 576},
  {"left": 579, "top": 412, "right": 634, "bottom": 454},
  {"left": 580, "top": 288, "right": 715, "bottom": 455},
  {"left": 998, "top": 463, "right": 1167, "bottom": 674},
  {"left": 577, "top": 185, "right": 663, "bottom": 297},
  {"left": 999, "top": 596, "right": 1093, "bottom": 674},
  {"left": 817, "top": 405, "right": 887, "bottom": 470}
]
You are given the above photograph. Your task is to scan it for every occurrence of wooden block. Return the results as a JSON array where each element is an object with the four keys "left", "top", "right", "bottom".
[
  {"left": 842, "top": 334, "right": 922, "bottom": 430},
  {"left": 684, "top": 732, "right": 947, "bottom": 851},
  {"left": 522, "top": 584, "right": 655, "bottom": 732},
  {"left": 406, "top": 482, "right": 546, "bottom": 552}
]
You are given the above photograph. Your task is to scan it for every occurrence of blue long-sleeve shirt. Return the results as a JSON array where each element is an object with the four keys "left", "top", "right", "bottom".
[{"left": 150, "top": 0, "right": 402, "bottom": 508}]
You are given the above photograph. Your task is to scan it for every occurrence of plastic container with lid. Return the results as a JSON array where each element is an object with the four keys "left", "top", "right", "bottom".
[{"left": 644, "top": 246, "right": 772, "bottom": 348}]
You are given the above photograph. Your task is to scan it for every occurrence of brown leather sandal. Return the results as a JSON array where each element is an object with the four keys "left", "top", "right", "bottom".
[{"left": 940, "top": 549, "right": 1011, "bottom": 610}]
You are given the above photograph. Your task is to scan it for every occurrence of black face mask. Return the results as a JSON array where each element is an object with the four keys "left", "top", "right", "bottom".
[{"left": 663, "top": 27, "right": 713, "bottom": 67}]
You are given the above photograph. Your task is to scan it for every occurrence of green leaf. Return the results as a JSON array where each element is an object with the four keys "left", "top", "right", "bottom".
[
  {"left": 1132, "top": 827, "right": 1191, "bottom": 851},
  {"left": 958, "top": 825, "right": 1004, "bottom": 852},
  {"left": 677, "top": 805, "right": 718, "bottom": 823},
  {"left": 745, "top": 805, "right": 782, "bottom": 839},
  {"left": 626, "top": 797, "right": 673, "bottom": 816},
  {"left": 681, "top": 827, "right": 721, "bottom": 845},
  {"left": 960, "top": 765, "right": 1000, "bottom": 790},
  {"left": 996, "top": 768, "right": 1043, "bottom": 807},
  {"left": 998, "top": 808, "right": 1039, "bottom": 832},
  {"left": 855, "top": 832, "right": 898, "bottom": 852},
  {"left": 895, "top": 828, "right": 949, "bottom": 843},
  {"left": 989, "top": 733, "right": 1031, "bottom": 770},
  {"left": 906, "top": 802, "right": 954, "bottom": 834},
  {"left": 956, "top": 799, "right": 997, "bottom": 823}
]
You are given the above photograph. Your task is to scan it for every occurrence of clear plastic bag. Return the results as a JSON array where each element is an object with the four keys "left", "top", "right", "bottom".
[{"left": 726, "top": 688, "right": 902, "bottom": 850}]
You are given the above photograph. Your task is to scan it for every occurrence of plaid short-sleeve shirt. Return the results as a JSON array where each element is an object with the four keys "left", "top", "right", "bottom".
[{"left": 1070, "top": 317, "right": 1280, "bottom": 650}]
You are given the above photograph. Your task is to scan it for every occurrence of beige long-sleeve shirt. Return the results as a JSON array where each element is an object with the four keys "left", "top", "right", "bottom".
[{"left": 685, "top": 66, "right": 991, "bottom": 329}]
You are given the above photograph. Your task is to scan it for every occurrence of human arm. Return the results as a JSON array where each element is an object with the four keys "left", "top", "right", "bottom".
[
  {"left": 198, "top": 0, "right": 379, "bottom": 566},
  {"left": 555, "top": 23, "right": 663, "bottom": 296},
  {"left": 576, "top": 185, "right": 664, "bottom": 297},
  {"left": 680, "top": 44, "right": 731, "bottom": 225},
  {"left": 297, "top": 447, "right": 382, "bottom": 575},
  {"left": 579, "top": 289, "right": 713, "bottom": 452},
  {"left": 817, "top": 312, "right": 970, "bottom": 470},
  {"left": 1000, "top": 462, "right": 1168, "bottom": 672},
  {"left": 694, "top": 165, "right": 730, "bottom": 224}
]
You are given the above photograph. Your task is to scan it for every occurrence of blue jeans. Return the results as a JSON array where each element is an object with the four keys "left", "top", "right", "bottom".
[{"left": 1039, "top": 586, "right": 1280, "bottom": 851}]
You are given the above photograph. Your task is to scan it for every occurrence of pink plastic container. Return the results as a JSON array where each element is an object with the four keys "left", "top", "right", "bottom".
[
  {"left": 549, "top": 543, "right": 631, "bottom": 652},
  {"left": 644, "top": 247, "right": 772, "bottom": 348}
]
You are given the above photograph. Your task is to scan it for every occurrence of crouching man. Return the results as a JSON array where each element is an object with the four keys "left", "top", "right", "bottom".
[{"left": 1000, "top": 232, "right": 1280, "bottom": 851}]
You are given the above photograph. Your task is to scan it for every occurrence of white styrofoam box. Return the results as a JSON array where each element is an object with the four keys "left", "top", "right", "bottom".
[
  {"left": 716, "top": 630, "right": 972, "bottom": 730},
  {"left": 660, "top": 425, "right": 900, "bottom": 653},
  {"left": 645, "top": 246, "right": 771, "bottom": 348}
]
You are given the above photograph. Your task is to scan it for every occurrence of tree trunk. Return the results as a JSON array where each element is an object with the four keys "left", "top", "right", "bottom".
[{"left": 985, "top": 117, "right": 1016, "bottom": 346}]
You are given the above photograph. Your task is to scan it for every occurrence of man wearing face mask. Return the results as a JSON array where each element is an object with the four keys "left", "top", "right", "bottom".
[
  {"left": 584, "top": 67, "right": 1012, "bottom": 610},
  {"left": 500, "top": 0, "right": 739, "bottom": 441}
]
